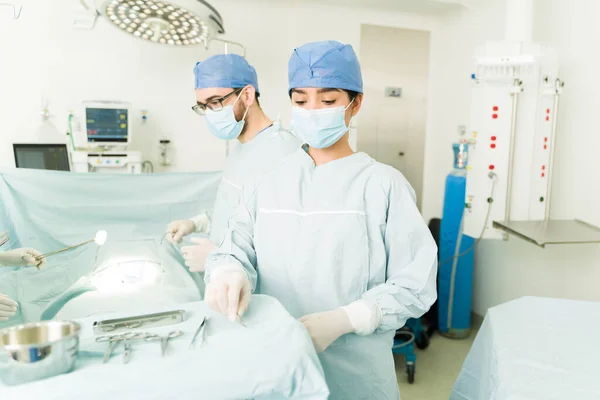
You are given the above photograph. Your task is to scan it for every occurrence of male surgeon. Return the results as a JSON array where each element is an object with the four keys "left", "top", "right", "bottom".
[{"left": 165, "top": 54, "right": 300, "bottom": 276}]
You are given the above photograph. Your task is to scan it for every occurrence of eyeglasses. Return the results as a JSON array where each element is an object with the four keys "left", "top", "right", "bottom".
[{"left": 191, "top": 88, "right": 243, "bottom": 116}]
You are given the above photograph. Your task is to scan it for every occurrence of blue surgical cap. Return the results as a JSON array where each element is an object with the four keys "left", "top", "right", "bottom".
[
  {"left": 288, "top": 40, "right": 363, "bottom": 93},
  {"left": 194, "top": 54, "right": 259, "bottom": 94}
]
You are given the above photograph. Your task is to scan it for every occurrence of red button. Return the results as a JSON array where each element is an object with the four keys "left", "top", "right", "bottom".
[
  {"left": 546, "top": 109, "right": 550, "bottom": 114},
  {"left": 492, "top": 114, "right": 498, "bottom": 119},
  {"left": 544, "top": 145, "right": 548, "bottom": 150},
  {"left": 544, "top": 137, "right": 548, "bottom": 142},
  {"left": 546, "top": 116, "right": 550, "bottom": 121},
  {"left": 493, "top": 106, "right": 499, "bottom": 111},
  {"left": 542, "top": 165, "right": 546, "bottom": 170},
  {"left": 489, "top": 165, "right": 495, "bottom": 170},
  {"left": 541, "top": 173, "right": 545, "bottom": 178},
  {"left": 491, "top": 144, "right": 496, "bottom": 149},
  {"left": 491, "top": 136, "right": 497, "bottom": 141}
]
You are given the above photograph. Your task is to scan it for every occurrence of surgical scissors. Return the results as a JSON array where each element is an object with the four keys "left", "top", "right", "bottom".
[{"left": 145, "top": 330, "right": 184, "bottom": 356}]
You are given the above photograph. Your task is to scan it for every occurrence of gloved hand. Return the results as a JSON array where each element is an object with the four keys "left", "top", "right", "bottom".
[
  {"left": 165, "top": 219, "right": 196, "bottom": 243},
  {"left": 300, "top": 300, "right": 382, "bottom": 353},
  {"left": 299, "top": 309, "right": 354, "bottom": 353},
  {"left": 205, "top": 264, "right": 251, "bottom": 322},
  {"left": 0, "top": 293, "right": 18, "bottom": 321},
  {"left": 0, "top": 248, "right": 46, "bottom": 269},
  {"left": 181, "top": 238, "right": 217, "bottom": 272}
]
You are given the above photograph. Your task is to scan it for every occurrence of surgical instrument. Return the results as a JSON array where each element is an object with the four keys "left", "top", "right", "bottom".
[
  {"left": 145, "top": 330, "right": 184, "bottom": 357},
  {"left": 34, "top": 230, "right": 108, "bottom": 261},
  {"left": 98, "top": 338, "right": 119, "bottom": 364},
  {"left": 189, "top": 317, "right": 207, "bottom": 349},
  {"left": 123, "top": 343, "right": 132, "bottom": 364},
  {"left": 96, "top": 331, "right": 146, "bottom": 363},
  {"left": 0, "top": 231, "right": 8, "bottom": 247},
  {"left": 236, "top": 316, "right": 247, "bottom": 328},
  {"left": 159, "top": 232, "right": 167, "bottom": 245},
  {"left": 93, "top": 309, "right": 185, "bottom": 334}
]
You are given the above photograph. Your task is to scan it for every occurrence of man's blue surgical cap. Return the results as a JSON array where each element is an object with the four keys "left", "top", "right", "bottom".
[
  {"left": 288, "top": 40, "right": 363, "bottom": 93},
  {"left": 194, "top": 54, "right": 259, "bottom": 94}
]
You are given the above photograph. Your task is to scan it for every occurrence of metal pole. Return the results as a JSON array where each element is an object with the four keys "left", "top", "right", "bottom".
[
  {"left": 544, "top": 79, "right": 564, "bottom": 222},
  {"left": 209, "top": 37, "right": 246, "bottom": 58},
  {"left": 504, "top": 79, "right": 522, "bottom": 223}
]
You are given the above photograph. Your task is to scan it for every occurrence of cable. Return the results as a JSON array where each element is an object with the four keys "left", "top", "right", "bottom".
[
  {"left": 392, "top": 331, "right": 416, "bottom": 350},
  {"left": 438, "top": 172, "right": 497, "bottom": 268}
]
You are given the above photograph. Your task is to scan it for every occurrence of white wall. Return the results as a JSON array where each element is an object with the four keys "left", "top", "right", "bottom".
[
  {"left": 422, "top": 0, "right": 600, "bottom": 315},
  {"left": 0, "top": 0, "right": 437, "bottom": 172},
  {"left": 359, "top": 25, "right": 430, "bottom": 210}
]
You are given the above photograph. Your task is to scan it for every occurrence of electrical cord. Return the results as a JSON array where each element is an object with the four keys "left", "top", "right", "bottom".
[
  {"left": 392, "top": 330, "right": 416, "bottom": 350},
  {"left": 438, "top": 172, "right": 497, "bottom": 268}
]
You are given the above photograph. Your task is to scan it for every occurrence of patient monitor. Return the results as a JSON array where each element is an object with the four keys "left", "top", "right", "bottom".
[{"left": 71, "top": 101, "right": 142, "bottom": 174}]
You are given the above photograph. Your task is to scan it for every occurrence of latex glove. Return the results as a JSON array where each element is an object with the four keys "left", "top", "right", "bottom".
[
  {"left": 181, "top": 238, "right": 216, "bottom": 272},
  {"left": 299, "top": 309, "right": 354, "bottom": 353},
  {"left": 0, "top": 293, "right": 18, "bottom": 321},
  {"left": 300, "top": 300, "right": 382, "bottom": 353},
  {"left": 205, "top": 264, "right": 251, "bottom": 322},
  {"left": 165, "top": 219, "right": 196, "bottom": 243},
  {"left": 0, "top": 248, "right": 46, "bottom": 269}
]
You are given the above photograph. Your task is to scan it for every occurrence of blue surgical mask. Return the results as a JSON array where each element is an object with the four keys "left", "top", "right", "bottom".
[
  {"left": 291, "top": 99, "right": 355, "bottom": 149},
  {"left": 205, "top": 94, "right": 249, "bottom": 140}
]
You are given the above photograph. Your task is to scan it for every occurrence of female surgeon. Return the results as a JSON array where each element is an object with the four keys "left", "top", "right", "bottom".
[
  {"left": 204, "top": 40, "right": 438, "bottom": 399},
  {"left": 0, "top": 247, "right": 45, "bottom": 320}
]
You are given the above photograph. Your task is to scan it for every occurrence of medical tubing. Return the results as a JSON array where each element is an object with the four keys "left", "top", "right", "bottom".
[
  {"left": 447, "top": 213, "right": 465, "bottom": 329},
  {"left": 443, "top": 176, "right": 496, "bottom": 329},
  {"left": 438, "top": 176, "right": 497, "bottom": 268}
]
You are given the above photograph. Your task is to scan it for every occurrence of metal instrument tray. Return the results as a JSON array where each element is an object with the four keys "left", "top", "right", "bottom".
[{"left": 92, "top": 310, "right": 186, "bottom": 334}]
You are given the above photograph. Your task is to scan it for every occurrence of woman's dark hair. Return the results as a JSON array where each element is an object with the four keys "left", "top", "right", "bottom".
[{"left": 343, "top": 90, "right": 359, "bottom": 102}]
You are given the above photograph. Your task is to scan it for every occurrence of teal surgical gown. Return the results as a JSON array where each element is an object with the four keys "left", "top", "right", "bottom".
[
  {"left": 209, "top": 123, "right": 301, "bottom": 245},
  {"left": 206, "top": 148, "right": 438, "bottom": 400}
]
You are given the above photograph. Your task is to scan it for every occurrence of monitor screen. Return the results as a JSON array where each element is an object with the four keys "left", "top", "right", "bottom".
[
  {"left": 13, "top": 144, "right": 70, "bottom": 171},
  {"left": 86, "top": 107, "right": 129, "bottom": 143}
]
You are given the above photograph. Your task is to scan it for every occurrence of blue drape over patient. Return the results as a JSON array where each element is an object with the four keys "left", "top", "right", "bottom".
[{"left": 0, "top": 168, "right": 221, "bottom": 327}]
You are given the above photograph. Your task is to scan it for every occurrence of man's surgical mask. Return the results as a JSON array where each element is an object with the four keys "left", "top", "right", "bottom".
[
  {"left": 291, "top": 99, "right": 355, "bottom": 149},
  {"left": 205, "top": 93, "right": 249, "bottom": 140}
]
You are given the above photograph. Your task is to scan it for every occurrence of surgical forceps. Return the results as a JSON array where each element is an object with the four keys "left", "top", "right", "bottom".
[
  {"left": 34, "top": 230, "right": 107, "bottom": 261},
  {"left": 159, "top": 232, "right": 167, "bottom": 245},
  {"left": 189, "top": 317, "right": 207, "bottom": 349},
  {"left": 145, "top": 330, "right": 184, "bottom": 356}
]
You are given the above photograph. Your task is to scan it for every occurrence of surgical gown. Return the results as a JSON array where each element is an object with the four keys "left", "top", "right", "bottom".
[
  {"left": 207, "top": 123, "right": 300, "bottom": 245},
  {"left": 206, "top": 148, "right": 438, "bottom": 400}
]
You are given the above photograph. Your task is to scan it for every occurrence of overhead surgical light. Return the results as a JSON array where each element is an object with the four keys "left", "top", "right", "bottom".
[
  {"left": 77, "top": 0, "right": 245, "bottom": 53},
  {"left": 95, "top": 0, "right": 222, "bottom": 46}
]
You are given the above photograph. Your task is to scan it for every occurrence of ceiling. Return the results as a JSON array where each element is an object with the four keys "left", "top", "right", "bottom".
[
  {"left": 219, "top": 0, "right": 480, "bottom": 15},
  {"left": 305, "top": 0, "right": 468, "bottom": 14}
]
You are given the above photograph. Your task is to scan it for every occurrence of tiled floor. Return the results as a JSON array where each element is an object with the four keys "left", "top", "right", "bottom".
[{"left": 395, "top": 329, "right": 478, "bottom": 400}]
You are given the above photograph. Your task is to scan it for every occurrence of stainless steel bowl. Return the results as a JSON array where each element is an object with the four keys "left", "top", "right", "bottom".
[{"left": 0, "top": 320, "right": 81, "bottom": 385}]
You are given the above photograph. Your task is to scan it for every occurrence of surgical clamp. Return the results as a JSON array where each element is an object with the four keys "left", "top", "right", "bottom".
[{"left": 145, "top": 330, "right": 184, "bottom": 356}]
